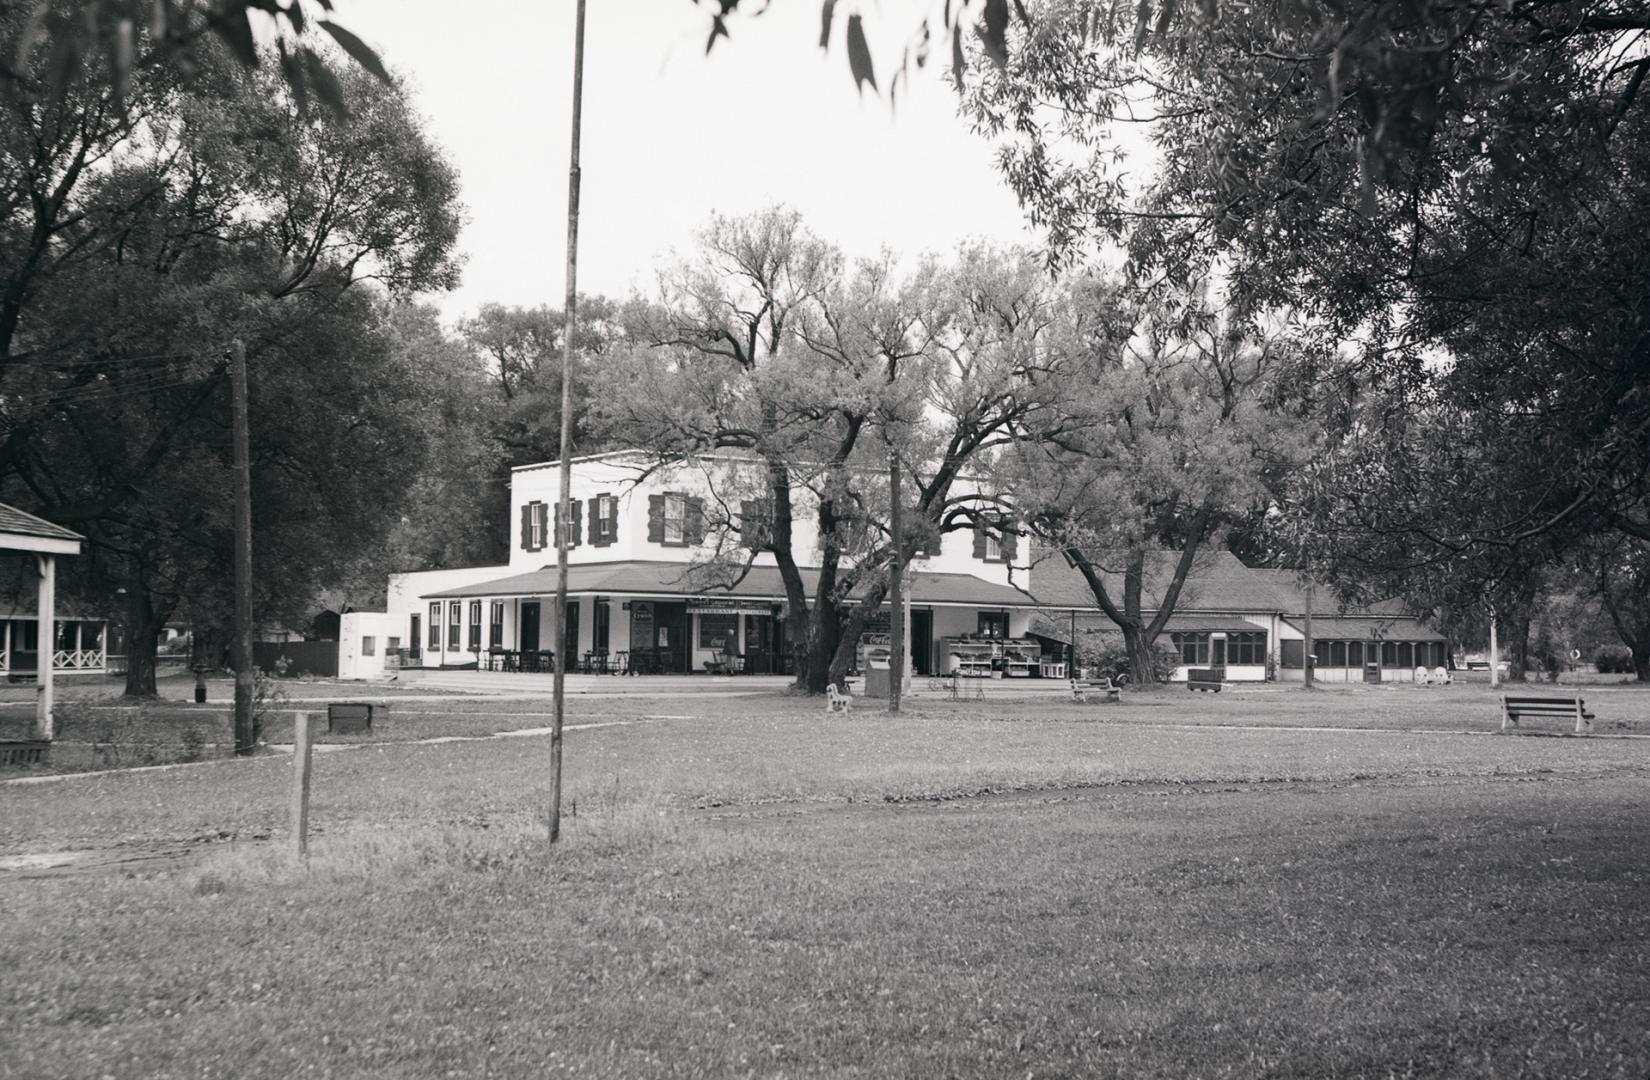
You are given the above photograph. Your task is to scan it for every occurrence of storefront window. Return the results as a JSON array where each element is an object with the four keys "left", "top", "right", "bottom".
[{"left": 699, "top": 613, "right": 738, "bottom": 649}]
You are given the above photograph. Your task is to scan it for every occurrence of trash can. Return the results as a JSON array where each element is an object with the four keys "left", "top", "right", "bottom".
[
  {"left": 862, "top": 660, "right": 891, "bottom": 699},
  {"left": 1364, "top": 662, "right": 1382, "bottom": 683}
]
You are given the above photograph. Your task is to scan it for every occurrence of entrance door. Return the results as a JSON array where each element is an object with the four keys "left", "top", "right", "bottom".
[
  {"left": 1212, "top": 635, "right": 1227, "bottom": 668},
  {"left": 563, "top": 600, "right": 580, "bottom": 658},
  {"left": 408, "top": 614, "right": 421, "bottom": 661},
  {"left": 653, "top": 602, "right": 689, "bottom": 673},
  {"left": 744, "top": 613, "right": 771, "bottom": 674},
  {"left": 520, "top": 602, "right": 541, "bottom": 653},
  {"left": 911, "top": 610, "right": 933, "bottom": 676}
]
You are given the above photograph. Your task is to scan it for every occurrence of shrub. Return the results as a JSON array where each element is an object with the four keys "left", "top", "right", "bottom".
[
  {"left": 1076, "top": 632, "right": 1182, "bottom": 684},
  {"left": 1595, "top": 649, "right": 1632, "bottom": 674}
]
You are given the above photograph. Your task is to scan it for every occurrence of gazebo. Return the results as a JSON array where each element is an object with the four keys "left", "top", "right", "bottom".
[{"left": 0, "top": 502, "right": 82, "bottom": 752}]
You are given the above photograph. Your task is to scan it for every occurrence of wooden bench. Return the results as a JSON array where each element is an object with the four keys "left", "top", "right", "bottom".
[
  {"left": 1500, "top": 694, "right": 1594, "bottom": 735},
  {"left": 1070, "top": 676, "right": 1121, "bottom": 704},
  {"left": 1187, "top": 667, "right": 1224, "bottom": 692},
  {"left": 825, "top": 684, "right": 853, "bottom": 714},
  {"left": 0, "top": 739, "right": 49, "bottom": 766}
]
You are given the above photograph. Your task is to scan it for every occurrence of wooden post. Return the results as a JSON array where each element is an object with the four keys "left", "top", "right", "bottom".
[
  {"left": 289, "top": 712, "right": 313, "bottom": 858},
  {"left": 888, "top": 451, "right": 903, "bottom": 714},
  {"left": 548, "top": 0, "right": 588, "bottom": 845},
  {"left": 230, "top": 339, "right": 256, "bottom": 755},
  {"left": 35, "top": 554, "right": 55, "bottom": 741}
]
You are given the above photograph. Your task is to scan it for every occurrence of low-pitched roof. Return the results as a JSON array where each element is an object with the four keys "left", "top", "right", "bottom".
[
  {"left": 424, "top": 560, "right": 1035, "bottom": 609},
  {"left": 1281, "top": 615, "right": 1446, "bottom": 641},
  {"left": 1026, "top": 546, "right": 1412, "bottom": 618},
  {"left": 0, "top": 503, "right": 82, "bottom": 543}
]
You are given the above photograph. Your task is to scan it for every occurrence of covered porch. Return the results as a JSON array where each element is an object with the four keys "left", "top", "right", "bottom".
[
  {"left": 418, "top": 560, "right": 1042, "bottom": 678},
  {"left": 0, "top": 503, "right": 84, "bottom": 753}
]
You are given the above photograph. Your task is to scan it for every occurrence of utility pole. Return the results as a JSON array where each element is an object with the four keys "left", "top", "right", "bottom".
[
  {"left": 888, "top": 450, "right": 903, "bottom": 713},
  {"left": 230, "top": 339, "right": 255, "bottom": 754},
  {"left": 548, "top": 0, "right": 587, "bottom": 845},
  {"left": 1302, "top": 579, "right": 1315, "bottom": 689}
]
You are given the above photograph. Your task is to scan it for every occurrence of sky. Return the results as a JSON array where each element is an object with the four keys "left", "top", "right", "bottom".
[{"left": 342, "top": 0, "right": 1038, "bottom": 322}]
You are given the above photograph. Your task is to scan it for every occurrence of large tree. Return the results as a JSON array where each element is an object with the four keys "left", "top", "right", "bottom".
[
  {"left": 596, "top": 209, "right": 1087, "bottom": 691},
  {"left": 0, "top": 46, "right": 461, "bottom": 696},
  {"left": 1004, "top": 280, "right": 1312, "bottom": 683}
]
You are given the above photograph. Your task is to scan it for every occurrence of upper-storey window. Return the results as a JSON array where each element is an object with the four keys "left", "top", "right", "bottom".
[
  {"left": 521, "top": 500, "right": 548, "bottom": 552},
  {"left": 591, "top": 494, "right": 617, "bottom": 546},
  {"left": 663, "top": 493, "right": 686, "bottom": 544},
  {"left": 973, "top": 518, "right": 1017, "bottom": 564},
  {"left": 648, "top": 492, "right": 703, "bottom": 547}
]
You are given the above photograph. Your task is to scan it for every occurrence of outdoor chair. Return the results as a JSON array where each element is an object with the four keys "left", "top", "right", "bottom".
[
  {"left": 1433, "top": 666, "right": 1452, "bottom": 685},
  {"left": 1415, "top": 665, "right": 1431, "bottom": 684}
]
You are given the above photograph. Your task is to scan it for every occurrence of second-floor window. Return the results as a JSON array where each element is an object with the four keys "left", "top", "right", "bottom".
[
  {"left": 983, "top": 530, "right": 1002, "bottom": 561},
  {"left": 663, "top": 493, "right": 686, "bottom": 545},
  {"left": 593, "top": 495, "right": 616, "bottom": 544}
]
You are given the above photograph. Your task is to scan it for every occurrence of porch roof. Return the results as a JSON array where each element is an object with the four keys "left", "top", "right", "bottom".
[{"left": 423, "top": 559, "right": 1037, "bottom": 609}]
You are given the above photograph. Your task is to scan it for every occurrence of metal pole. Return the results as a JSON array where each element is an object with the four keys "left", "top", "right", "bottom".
[
  {"left": 549, "top": 0, "right": 587, "bottom": 845},
  {"left": 888, "top": 451, "right": 903, "bottom": 713},
  {"left": 230, "top": 339, "right": 256, "bottom": 753}
]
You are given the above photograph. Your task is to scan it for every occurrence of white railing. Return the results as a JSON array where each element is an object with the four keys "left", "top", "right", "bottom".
[{"left": 52, "top": 648, "right": 107, "bottom": 671}]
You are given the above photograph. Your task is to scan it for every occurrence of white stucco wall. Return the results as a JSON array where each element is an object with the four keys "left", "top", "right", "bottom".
[{"left": 338, "top": 612, "right": 398, "bottom": 680}]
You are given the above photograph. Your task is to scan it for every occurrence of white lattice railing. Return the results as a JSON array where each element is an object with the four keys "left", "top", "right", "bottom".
[
  {"left": 53, "top": 649, "right": 106, "bottom": 671},
  {"left": 0, "top": 649, "right": 7, "bottom": 673}
]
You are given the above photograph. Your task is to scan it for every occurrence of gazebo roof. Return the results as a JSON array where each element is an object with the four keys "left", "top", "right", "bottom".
[{"left": 0, "top": 503, "right": 82, "bottom": 555}]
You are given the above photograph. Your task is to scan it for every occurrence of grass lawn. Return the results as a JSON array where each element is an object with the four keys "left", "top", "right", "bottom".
[{"left": 2, "top": 686, "right": 1649, "bottom": 1077}]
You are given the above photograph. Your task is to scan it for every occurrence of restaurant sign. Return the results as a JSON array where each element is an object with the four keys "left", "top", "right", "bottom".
[{"left": 686, "top": 597, "right": 772, "bottom": 615}]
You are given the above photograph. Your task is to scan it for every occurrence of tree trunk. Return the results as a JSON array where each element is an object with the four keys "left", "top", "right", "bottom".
[
  {"left": 122, "top": 590, "right": 162, "bottom": 699},
  {"left": 802, "top": 599, "right": 838, "bottom": 693},
  {"left": 1120, "top": 622, "right": 1157, "bottom": 684},
  {"left": 1633, "top": 643, "right": 1650, "bottom": 683},
  {"left": 1506, "top": 606, "right": 1533, "bottom": 682}
]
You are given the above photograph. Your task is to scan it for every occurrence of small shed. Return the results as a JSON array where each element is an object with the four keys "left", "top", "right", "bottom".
[{"left": 0, "top": 503, "right": 83, "bottom": 741}]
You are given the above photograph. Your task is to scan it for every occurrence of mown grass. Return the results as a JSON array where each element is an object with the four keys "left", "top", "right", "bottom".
[{"left": 3, "top": 690, "right": 1649, "bottom": 1077}]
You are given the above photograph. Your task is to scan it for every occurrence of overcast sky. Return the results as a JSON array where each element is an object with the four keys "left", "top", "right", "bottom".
[{"left": 342, "top": 0, "right": 1037, "bottom": 321}]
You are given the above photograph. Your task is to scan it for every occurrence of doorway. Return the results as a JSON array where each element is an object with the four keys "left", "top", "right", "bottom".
[
  {"left": 911, "top": 609, "right": 933, "bottom": 675},
  {"left": 408, "top": 614, "right": 421, "bottom": 661},
  {"left": 520, "top": 602, "right": 541, "bottom": 653},
  {"left": 563, "top": 600, "right": 580, "bottom": 658}
]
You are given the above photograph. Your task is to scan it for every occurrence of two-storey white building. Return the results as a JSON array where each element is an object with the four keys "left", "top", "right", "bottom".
[{"left": 340, "top": 451, "right": 1041, "bottom": 679}]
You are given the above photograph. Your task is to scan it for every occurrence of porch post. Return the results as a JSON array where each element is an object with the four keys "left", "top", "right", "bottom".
[
  {"left": 3, "top": 618, "right": 10, "bottom": 675},
  {"left": 35, "top": 554, "right": 55, "bottom": 740}
]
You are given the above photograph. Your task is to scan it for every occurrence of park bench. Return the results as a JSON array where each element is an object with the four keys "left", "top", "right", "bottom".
[
  {"left": 1187, "top": 667, "right": 1223, "bottom": 692},
  {"left": 1500, "top": 694, "right": 1594, "bottom": 735},
  {"left": 0, "top": 739, "right": 48, "bottom": 765},
  {"left": 825, "top": 684, "right": 853, "bottom": 714},
  {"left": 1070, "top": 676, "right": 1121, "bottom": 704}
]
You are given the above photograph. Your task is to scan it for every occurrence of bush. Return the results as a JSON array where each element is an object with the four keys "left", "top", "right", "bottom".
[
  {"left": 1595, "top": 649, "right": 1632, "bottom": 674},
  {"left": 1076, "top": 633, "right": 1182, "bottom": 684}
]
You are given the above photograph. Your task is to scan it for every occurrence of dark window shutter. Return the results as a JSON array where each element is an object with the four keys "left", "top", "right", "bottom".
[
  {"left": 647, "top": 494, "right": 665, "bottom": 544},
  {"left": 606, "top": 497, "right": 619, "bottom": 544},
  {"left": 972, "top": 521, "right": 988, "bottom": 560},
  {"left": 569, "top": 499, "right": 582, "bottom": 548},
  {"left": 1002, "top": 525, "right": 1018, "bottom": 563},
  {"left": 520, "top": 504, "right": 533, "bottom": 551},
  {"left": 685, "top": 496, "right": 706, "bottom": 545},
  {"left": 587, "top": 497, "right": 602, "bottom": 547}
]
